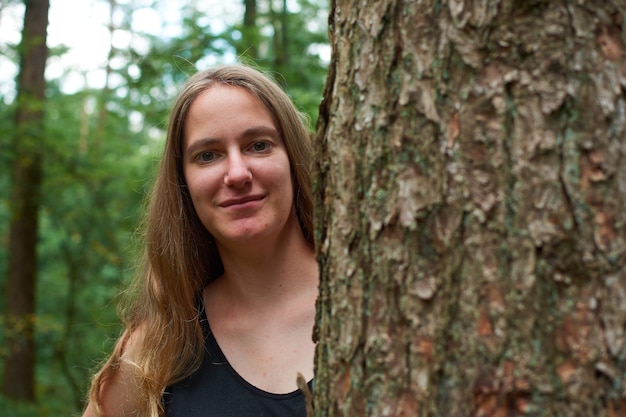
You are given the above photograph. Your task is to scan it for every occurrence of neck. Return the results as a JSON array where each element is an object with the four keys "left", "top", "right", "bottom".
[{"left": 213, "top": 217, "right": 317, "bottom": 308}]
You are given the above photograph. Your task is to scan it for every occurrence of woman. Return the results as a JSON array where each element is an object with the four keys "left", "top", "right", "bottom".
[{"left": 82, "top": 64, "right": 318, "bottom": 417}]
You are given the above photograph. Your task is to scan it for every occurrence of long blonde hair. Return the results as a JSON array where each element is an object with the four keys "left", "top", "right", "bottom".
[{"left": 87, "top": 64, "right": 314, "bottom": 417}]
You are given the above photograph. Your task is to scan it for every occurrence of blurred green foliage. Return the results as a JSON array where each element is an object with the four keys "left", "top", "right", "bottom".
[{"left": 0, "top": 0, "right": 328, "bottom": 415}]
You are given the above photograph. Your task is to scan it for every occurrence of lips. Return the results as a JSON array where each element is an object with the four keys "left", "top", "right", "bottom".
[{"left": 219, "top": 194, "right": 265, "bottom": 208}]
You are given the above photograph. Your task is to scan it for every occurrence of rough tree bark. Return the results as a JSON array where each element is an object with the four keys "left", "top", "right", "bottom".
[
  {"left": 313, "top": 0, "right": 626, "bottom": 416},
  {"left": 3, "top": 0, "right": 49, "bottom": 402}
]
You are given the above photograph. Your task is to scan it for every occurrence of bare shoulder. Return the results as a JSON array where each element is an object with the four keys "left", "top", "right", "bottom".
[{"left": 81, "top": 327, "right": 145, "bottom": 417}]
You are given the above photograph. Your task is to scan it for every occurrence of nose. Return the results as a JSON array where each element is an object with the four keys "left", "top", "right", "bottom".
[{"left": 224, "top": 151, "right": 252, "bottom": 187}]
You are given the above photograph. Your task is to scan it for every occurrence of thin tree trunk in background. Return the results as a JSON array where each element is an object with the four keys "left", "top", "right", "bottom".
[
  {"left": 3, "top": 0, "right": 49, "bottom": 402},
  {"left": 242, "top": 0, "right": 258, "bottom": 58},
  {"left": 94, "top": 0, "right": 116, "bottom": 146},
  {"left": 313, "top": 0, "right": 626, "bottom": 416},
  {"left": 279, "top": 0, "right": 288, "bottom": 67},
  {"left": 269, "top": 0, "right": 288, "bottom": 68}
]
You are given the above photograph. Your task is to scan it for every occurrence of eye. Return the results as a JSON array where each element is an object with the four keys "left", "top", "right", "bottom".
[
  {"left": 198, "top": 151, "right": 216, "bottom": 162},
  {"left": 251, "top": 141, "right": 270, "bottom": 152}
]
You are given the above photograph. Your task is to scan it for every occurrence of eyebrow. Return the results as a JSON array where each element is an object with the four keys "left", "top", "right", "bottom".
[
  {"left": 185, "top": 125, "right": 280, "bottom": 157},
  {"left": 241, "top": 126, "right": 280, "bottom": 140}
]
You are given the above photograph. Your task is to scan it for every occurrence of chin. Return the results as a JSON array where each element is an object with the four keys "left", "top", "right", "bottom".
[
  {"left": 216, "top": 226, "right": 274, "bottom": 244},
  {"left": 210, "top": 213, "right": 293, "bottom": 246}
]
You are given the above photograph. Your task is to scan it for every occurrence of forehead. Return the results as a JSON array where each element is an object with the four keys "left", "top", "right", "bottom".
[
  {"left": 185, "top": 84, "right": 276, "bottom": 130},
  {"left": 181, "top": 85, "right": 287, "bottom": 157}
]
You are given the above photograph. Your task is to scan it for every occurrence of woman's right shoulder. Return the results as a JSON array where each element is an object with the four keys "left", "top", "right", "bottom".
[{"left": 81, "top": 327, "right": 145, "bottom": 417}]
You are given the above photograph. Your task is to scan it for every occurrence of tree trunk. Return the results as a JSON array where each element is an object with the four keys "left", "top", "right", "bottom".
[
  {"left": 94, "top": 0, "right": 117, "bottom": 147},
  {"left": 275, "top": 0, "right": 288, "bottom": 68},
  {"left": 3, "top": 0, "right": 49, "bottom": 402},
  {"left": 313, "top": 0, "right": 626, "bottom": 416},
  {"left": 241, "top": 0, "right": 258, "bottom": 59}
]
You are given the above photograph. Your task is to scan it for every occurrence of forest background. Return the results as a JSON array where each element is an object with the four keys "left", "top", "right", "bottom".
[{"left": 0, "top": 0, "right": 329, "bottom": 415}]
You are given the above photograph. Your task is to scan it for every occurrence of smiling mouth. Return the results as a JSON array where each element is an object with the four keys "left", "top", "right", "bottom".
[{"left": 219, "top": 195, "right": 265, "bottom": 208}]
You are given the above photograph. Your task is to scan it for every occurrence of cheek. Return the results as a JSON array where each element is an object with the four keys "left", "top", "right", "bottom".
[
  {"left": 267, "top": 165, "right": 294, "bottom": 201},
  {"left": 185, "top": 174, "right": 202, "bottom": 204},
  {"left": 185, "top": 170, "right": 219, "bottom": 207}
]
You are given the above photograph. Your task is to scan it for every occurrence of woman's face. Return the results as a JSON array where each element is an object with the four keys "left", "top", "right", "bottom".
[{"left": 182, "top": 84, "right": 296, "bottom": 249}]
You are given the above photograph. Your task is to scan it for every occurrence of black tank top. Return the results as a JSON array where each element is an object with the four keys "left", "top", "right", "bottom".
[{"left": 163, "top": 311, "right": 310, "bottom": 417}]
